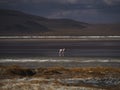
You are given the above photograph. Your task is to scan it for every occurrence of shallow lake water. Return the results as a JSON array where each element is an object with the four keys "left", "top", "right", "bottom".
[
  {"left": 0, "top": 40, "right": 120, "bottom": 68},
  {"left": 0, "top": 40, "right": 120, "bottom": 57}
]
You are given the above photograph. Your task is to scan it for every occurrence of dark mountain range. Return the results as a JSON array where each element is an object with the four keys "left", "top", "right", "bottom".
[{"left": 0, "top": 9, "right": 120, "bottom": 36}]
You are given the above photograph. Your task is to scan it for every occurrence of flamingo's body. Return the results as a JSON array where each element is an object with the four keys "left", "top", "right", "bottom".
[{"left": 59, "top": 48, "right": 65, "bottom": 56}]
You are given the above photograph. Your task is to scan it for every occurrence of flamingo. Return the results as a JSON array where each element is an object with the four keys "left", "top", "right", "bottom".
[{"left": 59, "top": 48, "right": 65, "bottom": 56}]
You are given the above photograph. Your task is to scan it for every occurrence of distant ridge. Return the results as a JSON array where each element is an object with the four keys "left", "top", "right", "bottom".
[{"left": 0, "top": 9, "right": 120, "bottom": 36}]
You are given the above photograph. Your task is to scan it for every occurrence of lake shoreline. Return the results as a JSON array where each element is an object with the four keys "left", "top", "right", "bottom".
[{"left": 0, "top": 36, "right": 120, "bottom": 42}]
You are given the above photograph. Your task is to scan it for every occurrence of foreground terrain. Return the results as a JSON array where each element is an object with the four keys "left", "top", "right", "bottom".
[{"left": 0, "top": 65, "right": 120, "bottom": 90}]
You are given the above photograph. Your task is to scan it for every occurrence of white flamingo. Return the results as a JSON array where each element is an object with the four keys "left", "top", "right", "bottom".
[{"left": 59, "top": 48, "right": 65, "bottom": 56}]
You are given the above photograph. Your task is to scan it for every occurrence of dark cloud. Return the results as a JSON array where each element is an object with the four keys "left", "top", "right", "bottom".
[
  {"left": 0, "top": 0, "right": 120, "bottom": 23},
  {"left": 103, "top": 0, "right": 120, "bottom": 5}
]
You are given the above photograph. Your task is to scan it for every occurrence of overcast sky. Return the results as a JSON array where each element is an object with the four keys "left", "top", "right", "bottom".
[{"left": 0, "top": 0, "right": 120, "bottom": 23}]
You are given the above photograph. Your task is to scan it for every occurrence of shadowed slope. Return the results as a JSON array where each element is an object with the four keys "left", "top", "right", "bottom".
[{"left": 0, "top": 9, "right": 120, "bottom": 36}]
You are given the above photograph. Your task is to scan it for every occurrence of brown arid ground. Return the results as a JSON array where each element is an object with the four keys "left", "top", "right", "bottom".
[{"left": 0, "top": 65, "right": 120, "bottom": 90}]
